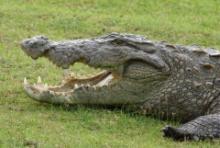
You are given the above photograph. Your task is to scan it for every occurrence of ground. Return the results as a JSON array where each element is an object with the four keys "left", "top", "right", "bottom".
[{"left": 0, "top": 0, "right": 220, "bottom": 147}]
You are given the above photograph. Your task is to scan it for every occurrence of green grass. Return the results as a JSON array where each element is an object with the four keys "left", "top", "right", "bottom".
[{"left": 1, "top": 0, "right": 220, "bottom": 147}]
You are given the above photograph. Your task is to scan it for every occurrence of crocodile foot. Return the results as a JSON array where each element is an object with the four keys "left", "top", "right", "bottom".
[{"left": 162, "top": 125, "right": 203, "bottom": 141}]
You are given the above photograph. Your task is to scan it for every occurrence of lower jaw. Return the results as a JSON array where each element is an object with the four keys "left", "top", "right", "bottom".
[
  {"left": 23, "top": 70, "right": 116, "bottom": 98},
  {"left": 24, "top": 76, "right": 145, "bottom": 105}
]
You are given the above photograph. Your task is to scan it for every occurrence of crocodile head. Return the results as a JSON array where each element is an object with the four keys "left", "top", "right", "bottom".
[{"left": 20, "top": 33, "right": 170, "bottom": 105}]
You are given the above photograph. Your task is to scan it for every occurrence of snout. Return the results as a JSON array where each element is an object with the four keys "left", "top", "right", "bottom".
[
  {"left": 20, "top": 36, "right": 50, "bottom": 59},
  {"left": 20, "top": 40, "right": 39, "bottom": 59}
]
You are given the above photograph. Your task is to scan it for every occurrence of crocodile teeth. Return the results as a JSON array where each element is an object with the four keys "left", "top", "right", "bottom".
[
  {"left": 74, "top": 84, "right": 79, "bottom": 89},
  {"left": 96, "top": 74, "right": 113, "bottom": 87},
  {"left": 39, "top": 83, "right": 48, "bottom": 90},
  {"left": 24, "top": 77, "right": 28, "bottom": 85},
  {"left": 49, "top": 90, "right": 55, "bottom": 95},
  {"left": 37, "top": 76, "right": 42, "bottom": 83},
  {"left": 44, "top": 83, "right": 48, "bottom": 89}
]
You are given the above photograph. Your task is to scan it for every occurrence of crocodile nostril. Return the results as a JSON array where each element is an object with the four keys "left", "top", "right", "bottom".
[{"left": 24, "top": 40, "right": 30, "bottom": 45}]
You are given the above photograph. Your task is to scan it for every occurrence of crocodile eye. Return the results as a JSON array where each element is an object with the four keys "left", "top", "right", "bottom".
[
  {"left": 42, "top": 36, "right": 48, "bottom": 40},
  {"left": 33, "top": 42, "right": 37, "bottom": 45},
  {"left": 186, "top": 67, "right": 192, "bottom": 72},
  {"left": 30, "top": 42, "right": 38, "bottom": 48},
  {"left": 24, "top": 40, "right": 30, "bottom": 44}
]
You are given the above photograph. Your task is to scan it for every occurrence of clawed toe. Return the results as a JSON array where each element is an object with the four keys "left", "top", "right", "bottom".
[
  {"left": 162, "top": 125, "right": 179, "bottom": 138},
  {"left": 162, "top": 125, "right": 191, "bottom": 141}
]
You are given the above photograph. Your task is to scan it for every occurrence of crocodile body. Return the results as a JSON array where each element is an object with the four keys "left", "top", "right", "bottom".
[{"left": 20, "top": 33, "right": 220, "bottom": 141}]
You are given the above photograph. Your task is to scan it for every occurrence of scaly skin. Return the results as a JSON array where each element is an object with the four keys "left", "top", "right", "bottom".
[{"left": 20, "top": 33, "right": 220, "bottom": 141}]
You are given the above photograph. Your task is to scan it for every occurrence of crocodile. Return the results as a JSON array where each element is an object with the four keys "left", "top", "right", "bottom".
[{"left": 20, "top": 33, "right": 220, "bottom": 141}]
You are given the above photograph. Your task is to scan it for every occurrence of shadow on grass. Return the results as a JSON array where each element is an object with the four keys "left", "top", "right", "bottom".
[{"left": 27, "top": 101, "right": 179, "bottom": 125}]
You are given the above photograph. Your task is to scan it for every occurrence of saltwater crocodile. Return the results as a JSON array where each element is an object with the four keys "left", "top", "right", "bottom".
[{"left": 20, "top": 33, "right": 220, "bottom": 141}]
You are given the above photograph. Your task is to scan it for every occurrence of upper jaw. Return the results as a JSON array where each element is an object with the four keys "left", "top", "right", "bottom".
[
  {"left": 20, "top": 36, "right": 50, "bottom": 60},
  {"left": 20, "top": 43, "right": 42, "bottom": 60}
]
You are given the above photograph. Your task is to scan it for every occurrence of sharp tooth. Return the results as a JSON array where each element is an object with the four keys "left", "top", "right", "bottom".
[
  {"left": 24, "top": 77, "right": 28, "bottom": 85},
  {"left": 74, "top": 84, "right": 79, "bottom": 89},
  {"left": 44, "top": 83, "right": 48, "bottom": 89},
  {"left": 37, "top": 76, "right": 42, "bottom": 83},
  {"left": 62, "top": 80, "right": 66, "bottom": 84},
  {"left": 49, "top": 90, "right": 55, "bottom": 95}
]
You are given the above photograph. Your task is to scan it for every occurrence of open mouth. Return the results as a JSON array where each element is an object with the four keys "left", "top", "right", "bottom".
[{"left": 23, "top": 69, "right": 117, "bottom": 97}]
